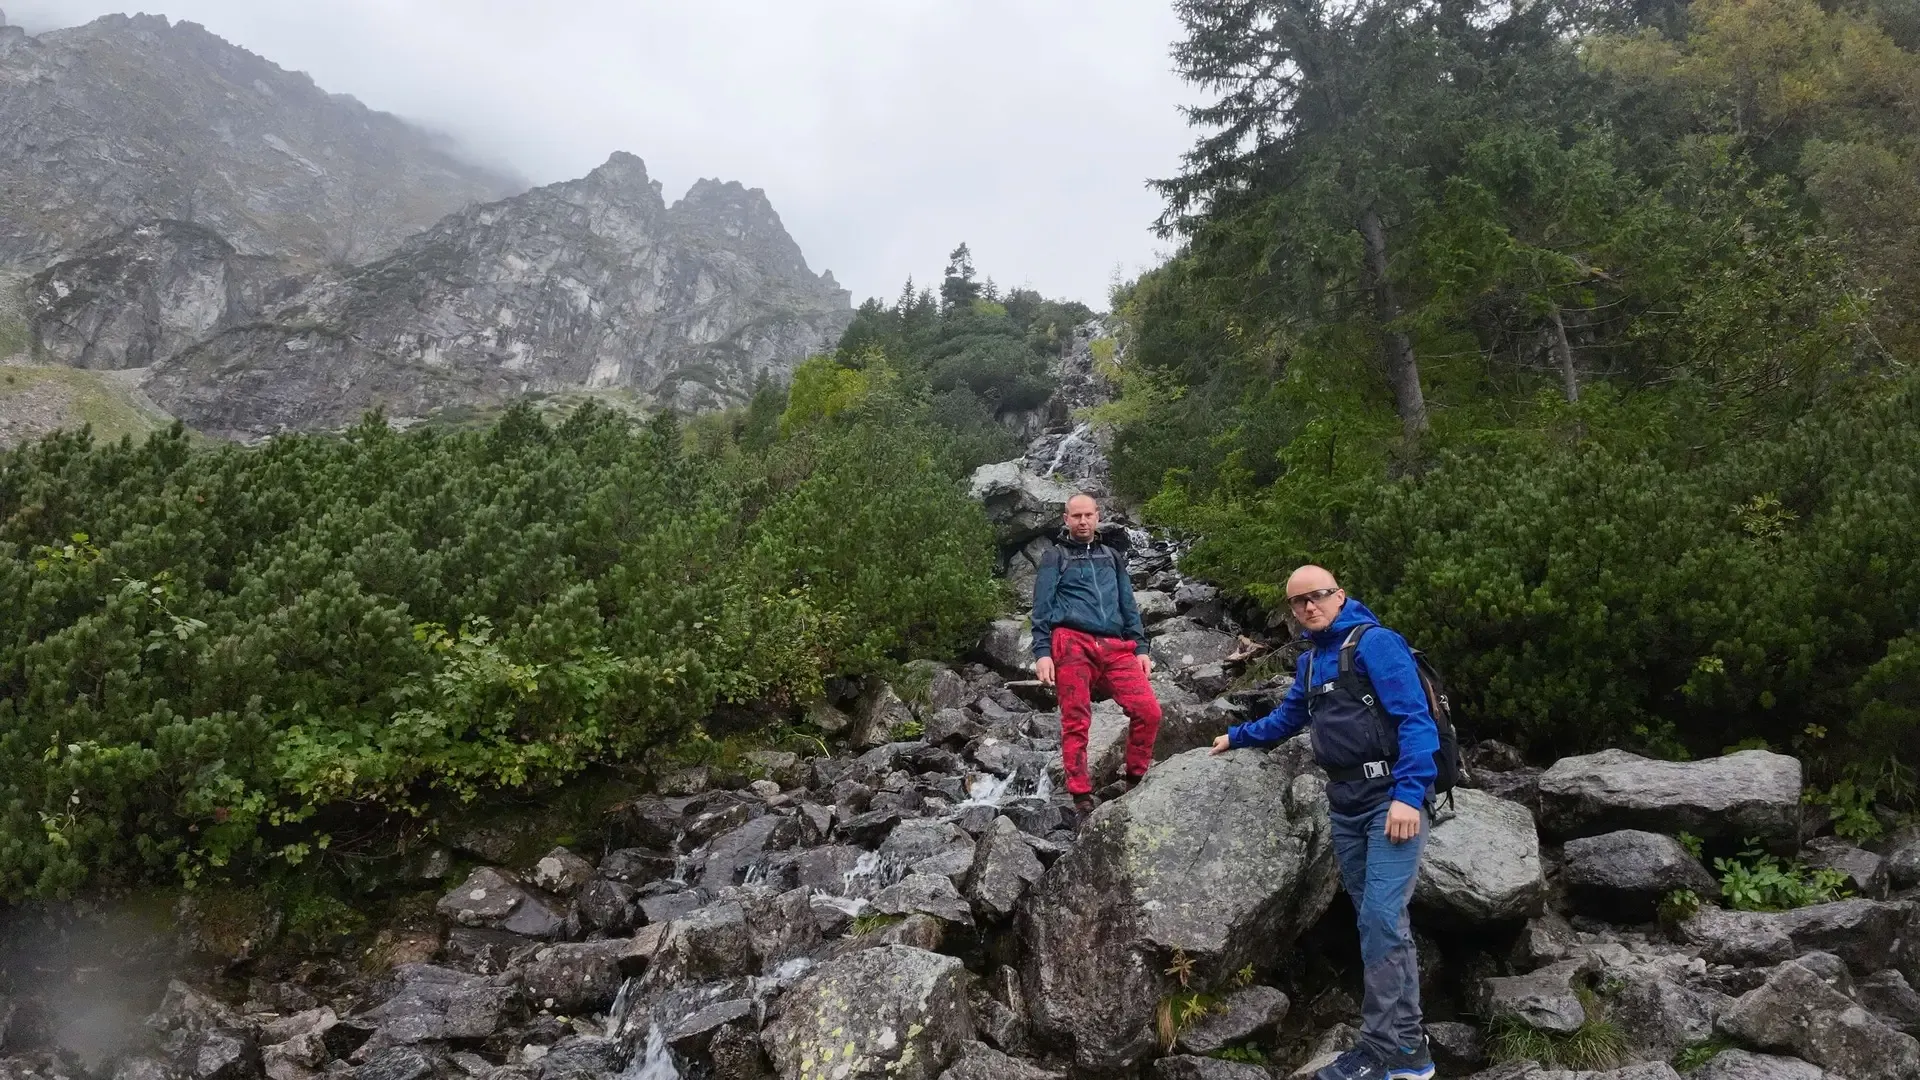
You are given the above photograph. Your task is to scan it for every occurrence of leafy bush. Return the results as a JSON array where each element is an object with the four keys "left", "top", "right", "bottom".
[
  {"left": 1713, "top": 841, "right": 1850, "bottom": 911},
  {"left": 0, "top": 400, "right": 999, "bottom": 898}
]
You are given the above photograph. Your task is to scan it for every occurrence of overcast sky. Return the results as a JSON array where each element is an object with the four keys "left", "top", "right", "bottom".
[{"left": 8, "top": 1, "right": 1198, "bottom": 308}]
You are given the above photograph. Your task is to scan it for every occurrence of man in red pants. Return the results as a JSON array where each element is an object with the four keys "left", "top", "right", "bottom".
[{"left": 1031, "top": 494, "right": 1162, "bottom": 818}]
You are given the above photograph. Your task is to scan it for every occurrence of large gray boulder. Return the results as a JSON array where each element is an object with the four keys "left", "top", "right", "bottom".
[
  {"left": 360, "top": 964, "right": 518, "bottom": 1044},
  {"left": 1536, "top": 749, "right": 1802, "bottom": 841},
  {"left": 978, "top": 618, "right": 1037, "bottom": 677},
  {"left": 936, "top": 1043, "right": 1061, "bottom": 1080},
  {"left": 1687, "top": 1050, "right": 1826, "bottom": 1080},
  {"left": 1017, "top": 743, "right": 1338, "bottom": 1070},
  {"left": 1887, "top": 831, "right": 1920, "bottom": 890},
  {"left": 1478, "top": 958, "right": 1594, "bottom": 1035},
  {"left": 433, "top": 867, "right": 564, "bottom": 938},
  {"left": 1678, "top": 899, "right": 1920, "bottom": 977},
  {"left": 967, "top": 461, "right": 1075, "bottom": 545},
  {"left": 1152, "top": 630, "right": 1241, "bottom": 671},
  {"left": 1607, "top": 963, "right": 1732, "bottom": 1060},
  {"left": 1415, "top": 788, "right": 1545, "bottom": 923},
  {"left": 1854, "top": 968, "right": 1920, "bottom": 1035},
  {"left": 1718, "top": 956, "right": 1920, "bottom": 1080},
  {"left": 761, "top": 945, "right": 973, "bottom": 1080},
  {"left": 1561, "top": 830, "right": 1716, "bottom": 920},
  {"left": 871, "top": 873, "right": 975, "bottom": 928},
  {"left": 512, "top": 941, "right": 647, "bottom": 1013},
  {"left": 965, "top": 817, "right": 1046, "bottom": 921},
  {"left": 1174, "top": 985, "right": 1288, "bottom": 1054},
  {"left": 1801, "top": 836, "right": 1887, "bottom": 899}
]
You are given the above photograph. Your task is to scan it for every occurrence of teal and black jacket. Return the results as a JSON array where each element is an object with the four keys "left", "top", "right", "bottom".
[{"left": 1029, "top": 531, "right": 1148, "bottom": 659}]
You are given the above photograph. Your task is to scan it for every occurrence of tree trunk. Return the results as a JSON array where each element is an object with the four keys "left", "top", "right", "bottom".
[
  {"left": 1549, "top": 302, "right": 1580, "bottom": 404},
  {"left": 1358, "top": 207, "right": 1428, "bottom": 439}
]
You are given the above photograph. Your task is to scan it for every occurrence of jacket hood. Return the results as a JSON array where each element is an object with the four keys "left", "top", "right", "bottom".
[{"left": 1309, "top": 596, "right": 1381, "bottom": 643}]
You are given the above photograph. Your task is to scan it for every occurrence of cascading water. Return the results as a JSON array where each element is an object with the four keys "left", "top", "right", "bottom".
[
  {"left": 619, "top": 1025, "right": 680, "bottom": 1080},
  {"left": 958, "top": 772, "right": 1013, "bottom": 807},
  {"left": 1044, "top": 422, "right": 1092, "bottom": 476}
]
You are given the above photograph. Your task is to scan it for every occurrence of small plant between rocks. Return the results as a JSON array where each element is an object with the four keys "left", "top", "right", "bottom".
[
  {"left": 849, "top": 911, "right": 906, "bottom": 935},
  {"left": 1672, "top": 1036, "right": 1736, "bottom": 1071},
  {"left": 1488, "top": 989, "right": 1627, "bottom": 1070},
  {"left": 1713, "top": 839, "right": 1851, "bottom": 911}
]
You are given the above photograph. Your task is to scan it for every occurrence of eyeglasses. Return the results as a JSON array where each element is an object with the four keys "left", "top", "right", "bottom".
[{"left": 1287, "top": 587, "right": 1342, "bottom": 612}]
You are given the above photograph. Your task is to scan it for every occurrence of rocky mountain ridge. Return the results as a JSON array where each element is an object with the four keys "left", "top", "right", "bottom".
[
  {"left": 0, "top": 11, "right": 518, "bottom": 268},
  {"left": 4, "top": 11, "right": 852, "bottom": 440}
]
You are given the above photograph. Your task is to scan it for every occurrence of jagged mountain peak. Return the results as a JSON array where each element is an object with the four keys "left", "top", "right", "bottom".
[{"left": 0, "top": 10, "right": 520, "bottom": 267}]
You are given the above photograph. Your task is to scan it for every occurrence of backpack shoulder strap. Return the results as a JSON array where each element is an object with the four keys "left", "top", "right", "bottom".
[{"left": 1337, "top": 624, "right": 1372, "bottom": 676}]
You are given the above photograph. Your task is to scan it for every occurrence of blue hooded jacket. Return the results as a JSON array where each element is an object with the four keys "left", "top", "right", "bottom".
[
  {"left": 1029, "top": 533, "right": 1148, "bottom": 658},
  {"left": 1226, "top": 597, "right": 1440, "bottom": 810}
]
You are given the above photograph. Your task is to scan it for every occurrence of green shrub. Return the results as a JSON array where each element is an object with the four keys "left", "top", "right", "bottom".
[
  {"left": 0, "top": 400, "right": 998, "bottom": 899},
  {"left": 1713, "top": 841, "right": 1850, "bottom": 911}
]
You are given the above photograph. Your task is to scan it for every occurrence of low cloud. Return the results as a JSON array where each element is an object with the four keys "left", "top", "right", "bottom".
[{"left": 10, "top": 0, "right": 1195, "bottom": 306}]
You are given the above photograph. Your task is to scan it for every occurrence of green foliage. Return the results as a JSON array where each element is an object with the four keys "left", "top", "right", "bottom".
[
  {"left": 833, "top": 247, "right": 1092, "bottom": 471},
  {"left": 0, "top": 400, "right": 998, "bottom": 899},
  {"left": 1658, "top": 888, "right": 1702, "bottom": 926},
  {"left": 1114, "top": 0, "right": 1920, "bottom": 792},
  {"left": 1672, "top": 1037, "right": 1736, "bottom": 1071},
  {"left": 1809, "top": 779, "right": 1885, "bottom": 843},
  {"left": 1211, "top": 1045, "right": 1268, "bottom": 1065},
  {"left": 1676, "top": 832, "right": 1704, "bottom": 860},
  {"left": 1714, "top": 841, "right": 1850, "bottom": 911}
]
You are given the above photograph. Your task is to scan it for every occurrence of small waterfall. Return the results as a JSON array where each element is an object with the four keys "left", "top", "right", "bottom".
[
  {"left": 620, "top": 1025, "right": 680, "bottom": 1080},
  {"left": 841, "top": 849, "right": 883, "bottom": 891},
  {"left": 770, "top": 956, "right": 816, "bottom": 982},
  {"left": 958, "top": 772, "right": 1013, "bottom": 807},
  {"left": 1045, "top": 422, "right": 1092, "bottom": 476}
]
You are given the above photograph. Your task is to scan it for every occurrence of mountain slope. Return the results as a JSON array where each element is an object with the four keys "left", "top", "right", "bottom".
[
  {"left": 140, "top": 153, "right": 852, "bottom": 440},
  {"left": 0, "top": 11, "right": 519, "bottom": 268}
]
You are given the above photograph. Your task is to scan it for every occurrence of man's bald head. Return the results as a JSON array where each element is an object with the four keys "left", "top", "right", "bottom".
[
  {"left": 1286, "top": 565, "right": 1339, "bottom": 595},
  {"left": 1063, "top": 493, "right": 1100, "bottom": 541},
  {"left": 1285, "top": 564, "right": 1345, "bottom": 631}
]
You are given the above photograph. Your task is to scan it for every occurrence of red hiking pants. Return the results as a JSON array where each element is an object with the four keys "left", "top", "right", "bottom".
[{"left": 1052, "top": 626, "right": 1163, "bottom": 796}]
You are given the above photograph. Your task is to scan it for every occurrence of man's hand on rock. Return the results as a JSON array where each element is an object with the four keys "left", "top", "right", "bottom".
[
  {"left": 1136, "top": 653, "right": 1154, "bottom": 677},
  {"left": 1386, "top": 799, "right": 1422, "bottom": 843},
  {"left": 1209, "top": 734, "right": 1231, "bottom": 755},
  {"left": 1036, "top": 657, "right": 1055, "bottom": 686}
]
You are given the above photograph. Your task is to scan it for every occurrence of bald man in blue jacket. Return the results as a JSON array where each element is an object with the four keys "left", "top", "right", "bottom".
[{"left": 1211, "top": 565, "right": 1439, "bottom": 1080}]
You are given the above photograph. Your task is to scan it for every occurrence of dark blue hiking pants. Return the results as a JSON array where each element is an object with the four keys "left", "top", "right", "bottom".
[{"left": 1330, "top": 801, "right": 1429, "bottom": 1058}]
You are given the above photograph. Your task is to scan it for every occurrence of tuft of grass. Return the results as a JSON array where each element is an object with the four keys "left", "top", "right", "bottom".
[
  {"left": 1489, "top": 991, "right": 1626, "bottom": 1070},
  {"left": 849, "top": 912, "right": 905, "bottom": 935}
]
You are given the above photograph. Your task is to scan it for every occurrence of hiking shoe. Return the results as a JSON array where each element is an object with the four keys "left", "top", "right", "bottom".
[
  {"left": 1123, "top": 772, "right": 1146, "bottom": 791},
  {"left": 1073, "top": 793, "right": 1096, "bottom": 815},
  {"left": 1386, "top": 1037, "right": 1435, "bottom": 1080},
  {"left": 1315, "top": 1045, "right": 1388, "bottom": 1080}
]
